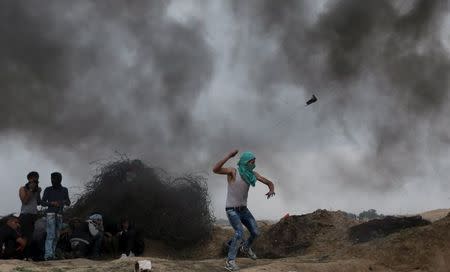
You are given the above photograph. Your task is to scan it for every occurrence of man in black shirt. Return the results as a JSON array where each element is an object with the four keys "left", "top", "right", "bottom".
[
  {"left": 0, "top": 216, "right": 26, "bottom": 259},
  {"left": 41, "top": 172, "right": 71, "bottom": 260}
]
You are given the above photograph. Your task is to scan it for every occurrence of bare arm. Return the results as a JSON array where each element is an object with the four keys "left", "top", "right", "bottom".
[
  {"left": 254, "top": 171, "right": 275, "bottom": 199},
  {"left": 19, "top": 187, "right": 32, "bottom": 205},
  {"left": 36, "top": 188, "right": 42, "bottom": 206},
  {"left": 212, "top": 149, "right": 238, "bottom": 175}
]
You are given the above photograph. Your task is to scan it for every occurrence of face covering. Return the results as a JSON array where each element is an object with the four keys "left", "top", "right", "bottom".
[
  {"left": 237, "top": 151, "right": 257, "bottom": 187},
  {"left": 51, "top": 180, "right": 62, "bottom": 188}
]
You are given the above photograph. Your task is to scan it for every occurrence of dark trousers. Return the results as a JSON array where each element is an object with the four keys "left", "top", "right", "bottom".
[
  {"left": 19, "top": 213, "right": 37, "bottom": 258},
  {"left": 91, "top": 233, "right": 104, "bottom": 257},
  {"left": 0, "top": 240, "right": 22, "bottom": 259},
  {"left": 118, "top": 229, "right": 136, "bottom": 255}
]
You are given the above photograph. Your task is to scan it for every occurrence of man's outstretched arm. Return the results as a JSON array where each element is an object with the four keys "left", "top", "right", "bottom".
[
  {"left": 212, "top": 149, "right": 239, "bottom": 175},
  {"left": 254, "top": 171, "right": 275, "bottom": 198}
]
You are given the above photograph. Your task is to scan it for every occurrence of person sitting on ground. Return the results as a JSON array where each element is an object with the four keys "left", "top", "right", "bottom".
[
  {"left": 87, "top": 213, "right": 104, "bottom": 258},
  {"left": 0, "top": 216, "right": 27, "bottom": 259},
  {"left": 69, "top": 218, "right": 91, "bottom": 258},
  {"left": 117, "top": 218, "right": 144, "bottom": 258}
]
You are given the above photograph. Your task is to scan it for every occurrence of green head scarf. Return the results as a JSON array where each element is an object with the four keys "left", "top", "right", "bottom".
[{"left": 237, "top": 151, "right": 256, "bottom": 187}]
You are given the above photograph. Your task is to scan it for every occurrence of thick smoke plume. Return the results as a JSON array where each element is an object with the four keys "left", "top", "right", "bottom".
[
  {"left": 232, "top": 0, "right": 450, "bottom": 191},
  {"left": 1, "top": 0, "right": 450, "bottom": 215},
  {"left": 0, "top": 0, "right": 213, "bottom": 171}
]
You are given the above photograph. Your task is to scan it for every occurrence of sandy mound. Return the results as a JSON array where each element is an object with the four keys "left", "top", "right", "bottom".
[
  {"left": 253, "top": 209, "right": 359, "bottom": 258},
  {"left": 348, "top": 216, "right": 430, "bottom": 243},
  {"left": 419, "top": 209, "right": 450, "bottom": 222},
  {"left": 344, "top": 213, "right": 450, "bottom": 271}
]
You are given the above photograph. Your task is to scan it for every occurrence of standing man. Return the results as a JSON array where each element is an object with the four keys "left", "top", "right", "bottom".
[
  {"left": 213, "top": 150, "right": 275, "bottom": 271},
  {"left": 41, "top": 172, "right": 70, "bottom": 260},
  {"left": 18, "top": 171, "right": 42, "bottom": 259}
]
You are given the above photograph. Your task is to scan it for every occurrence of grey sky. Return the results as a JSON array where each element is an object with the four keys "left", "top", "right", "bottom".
[{"left": 1, "top": 0, "right": 450, "bottom": 220}]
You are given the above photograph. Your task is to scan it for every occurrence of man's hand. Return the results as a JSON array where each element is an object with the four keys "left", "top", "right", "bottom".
[
  {"left": 51, "top": 201, "right": 60, "bottom": 207},
  {"left": 265, "top": 190, "right": 275, "bottom": 199},
  {"left": 16, "top": 238, "right": 27, "bottom": 252},
  {"left": 228, "top": 149, "right": 239, "bottom": 158},
  {"left": 213, "top": 149, "right": 239, "bottom": 175}
]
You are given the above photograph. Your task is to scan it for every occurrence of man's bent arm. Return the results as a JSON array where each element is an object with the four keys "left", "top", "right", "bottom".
[
  {"left": 254, "top": 171, "right": 275, "bottom": 195},
  {"left": 19, "top": 187, "right": 32, "bottom": 205},
  {"left": 212, "top": 149, "right": 238, "bottom": 175}
]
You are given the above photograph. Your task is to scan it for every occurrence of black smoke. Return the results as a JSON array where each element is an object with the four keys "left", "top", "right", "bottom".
[
  {"left": 1, "top": 0, "right": 450, "bottom": 207},
  {"left": 0, "top": 0, "right": 213, "bottom": 171},
  {"left": 230, "top": 0, "right": 450, "bottom": 191}
]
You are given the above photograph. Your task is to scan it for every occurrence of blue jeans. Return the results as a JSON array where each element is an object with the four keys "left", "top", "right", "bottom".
[
  {"left": 44, "top": 213, "right": 63, "bottom": 259},
  {"left": 226, "top": 207, "right": 260, "bottom": 261}
]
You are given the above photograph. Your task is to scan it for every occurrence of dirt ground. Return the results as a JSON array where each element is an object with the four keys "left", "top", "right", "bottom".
[
  {"left": 0, "top": 256, "right": 399, "bottom": 272},
  {"left": 2, "top": 209, "right": 450, "bottom": 272}
]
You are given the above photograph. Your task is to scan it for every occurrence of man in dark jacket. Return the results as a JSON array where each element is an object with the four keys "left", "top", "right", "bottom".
[{"left": 41, "top": 172, "right": 70, "bottom": 260}]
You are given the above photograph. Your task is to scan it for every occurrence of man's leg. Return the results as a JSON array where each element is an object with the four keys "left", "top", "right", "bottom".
[
  {"left": 226, "top": 209, "right": 244, "bottom": 261},
  {"left": 19, "top": 213, "right": 36, "bottom": 259},
  {"left": 91, "top": 233, "right": 104, "bottom": 257},
  {"left": 240, "top": 208, "right": 260, "bottom": 260},
  {"left": 118, "top": 233, "right": 127, "bottom": 255},
  {"left": 125, "top": 230, "right": 137, "bottom": 255},
  {"left": 52, "top": 214, "right": 63, "bottom": 258},
  {"left": 44, "top": 213, "right": 56, "bottom": 260}
]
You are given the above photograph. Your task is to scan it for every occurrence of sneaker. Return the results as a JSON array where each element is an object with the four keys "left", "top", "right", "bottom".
[
  {"left": 240, "top": 245, "right": 257, "bottom": 260},
  {"left": 119, "top": 253, "right": 127, "bottom": 259},
  {"left": 225, "top": 259, "right": 240, "bottom": 271}
]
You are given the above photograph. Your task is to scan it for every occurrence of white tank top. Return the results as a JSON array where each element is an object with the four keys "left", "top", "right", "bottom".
[{"left": 226, "top": 169, "right": 250, "bottom": 208}]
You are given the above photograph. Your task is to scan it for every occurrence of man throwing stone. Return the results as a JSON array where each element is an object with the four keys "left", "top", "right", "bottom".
[{"left": 213, "top": 149, "right": 275, "bottom": 271}]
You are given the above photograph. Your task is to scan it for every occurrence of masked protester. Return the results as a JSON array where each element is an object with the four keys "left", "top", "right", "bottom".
[
  {"left": 18, "top": 171, "right": 42, "bottom": 259},
  {"left": 213, "top": 150, "right": 275, "bottom": 271},
  {"left": 41, "top": 172, "right": 70, "bottom": 260},
  {"left": 86, "top": 213, "right": 104, "bottom": 258}
]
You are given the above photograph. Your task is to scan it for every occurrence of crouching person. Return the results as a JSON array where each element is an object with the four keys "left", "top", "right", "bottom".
[
  {"left": 0, "top": 216, "right": 27, "bottom": 259},
  {"left": 69, "top": 218, "right": 91, "bottom": 258},
  {"left": 117, "top": 218, "right": 144, "bottom": 258},
  {"left": 87, "top": 214, "right": 104, "bottom": 258}
]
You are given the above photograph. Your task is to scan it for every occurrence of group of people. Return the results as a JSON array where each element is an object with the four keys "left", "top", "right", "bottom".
[
  {"left": 1, "top": 149, "right": 274, "bottom": 272},
  {"left": 0, "top": 171, "right": 143, "bottom": 261},
  {"left": 8, "top": 171, "right": 70, "bottom": 260}
]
